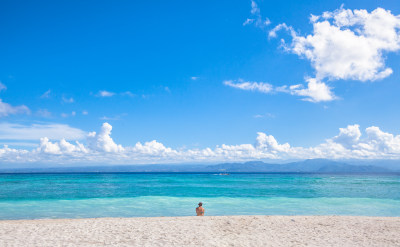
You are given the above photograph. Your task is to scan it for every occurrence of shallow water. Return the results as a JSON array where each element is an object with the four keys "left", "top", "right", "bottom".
[{"left": 0, "top": 173, "right": 399, "bottom": 219}]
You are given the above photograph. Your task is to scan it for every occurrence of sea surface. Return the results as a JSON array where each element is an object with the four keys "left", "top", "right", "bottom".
[{"left": 0, "top": 173, "right": 399, "bottom": 220}]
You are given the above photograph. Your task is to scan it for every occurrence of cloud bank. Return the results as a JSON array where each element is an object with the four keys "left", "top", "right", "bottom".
[{"left": 1, "top": 122, "right": 400, "bottom": 165}]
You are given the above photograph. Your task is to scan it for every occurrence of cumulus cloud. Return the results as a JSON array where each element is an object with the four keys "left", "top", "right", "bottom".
[
  {"left": 38, "top": 137, "right": 87, "bottom": 154},
  {"left": 288, "top": 78, "right": 336, "bottom": 102},
  {"left": 87, "top": 122, "right": 124, "bottom": 152},
  {"left": 2, "top": 122, "right": 400, "bottom": 164},
  {"left": 224, "top": 79, "right": 273, "bottom": 94},
  {"left": 291, "top": 7, "right": 400, "bottom": 81},
  {"left": 131, "top": 140, "right": 177, "bottom": 157},
  {"left": 332, "top": 124, "right": 362, "bottom": 148},
  {"left": 255, "top": 132, "right": 290, "bottom": 153},
  {"left": 0, "top": 99, "right": 30, "bottom": 117},
  {"left": 268, "top": 7, "right": 400, "bottom": 102}
]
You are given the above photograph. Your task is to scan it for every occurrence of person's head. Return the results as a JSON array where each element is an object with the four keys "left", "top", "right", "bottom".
[{"left": 198, "top": 202, "right": 203, "bottom": 206}]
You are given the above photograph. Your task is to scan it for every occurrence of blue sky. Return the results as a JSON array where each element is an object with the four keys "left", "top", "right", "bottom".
[{"left": 1, "top": 0, "right": 400, "bottom": 165}]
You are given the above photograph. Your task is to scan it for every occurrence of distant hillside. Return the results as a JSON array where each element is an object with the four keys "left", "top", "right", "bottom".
[
  {"left": 204, "top": 159, "right": 392, "bottom": 173},
  {"left": 0, "top": 159, "right": 398, "bottom": 173}
]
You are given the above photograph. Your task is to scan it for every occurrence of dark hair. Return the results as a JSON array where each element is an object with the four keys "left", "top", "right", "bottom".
[{"left": 198, "top": 202, "right": 203, "bottom": 206}]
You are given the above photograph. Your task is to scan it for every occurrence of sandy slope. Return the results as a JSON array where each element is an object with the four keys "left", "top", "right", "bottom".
[{"left": 0, "top": 215, "right": 399, "bottom": 246}]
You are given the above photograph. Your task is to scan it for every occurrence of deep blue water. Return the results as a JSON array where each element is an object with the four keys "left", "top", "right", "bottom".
[{"left": 0, "top": 173, "right": 399, "bottom": 219}]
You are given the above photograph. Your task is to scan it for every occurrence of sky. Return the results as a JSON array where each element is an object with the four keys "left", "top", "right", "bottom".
[{"left": 1, "top": 0, "right": 400, "bottom": 166}]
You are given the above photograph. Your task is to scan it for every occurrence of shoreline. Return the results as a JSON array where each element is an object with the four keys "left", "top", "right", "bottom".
[
  {"left": 1, "top": 214, "right": 400, "bottom": 221},
  {"left": 1, "top": 215, "right": 399, "bottom": 246}
]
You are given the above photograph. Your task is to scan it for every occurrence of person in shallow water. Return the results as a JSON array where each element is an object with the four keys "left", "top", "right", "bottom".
[{"left": 196, "top": 202, "right": 205, "bottom": 216}]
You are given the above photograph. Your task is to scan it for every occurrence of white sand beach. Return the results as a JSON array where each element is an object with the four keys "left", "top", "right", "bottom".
[{"left": 0, "top": 215, "right": 399, "bottom": 246}]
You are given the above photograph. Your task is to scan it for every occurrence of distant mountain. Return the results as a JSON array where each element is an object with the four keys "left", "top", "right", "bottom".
[
  {"left": 0, "top": 159, "right": 397, "bottom": 173},
  {"left": 346, "top": 159, "right": 400, "bottom": 171},
  {"left": 204, "top": 159, "right": 392, "bottom": 173}
]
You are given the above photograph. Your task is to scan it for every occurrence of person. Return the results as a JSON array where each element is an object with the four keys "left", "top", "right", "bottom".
[{"left": 196, "top": 202, "right": 205, "bottom": 216}]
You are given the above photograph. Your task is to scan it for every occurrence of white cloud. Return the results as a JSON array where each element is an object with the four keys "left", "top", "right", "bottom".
[
  {"left": 255, "top": 132, "right": 290, "bottom": 153},
  {"left": 292, "top": 7, "right": 400, "bottom": 82},
  {"left": 61, "top": 111, "right": 76, "bottom": 118},
  {"left": 2, "top": 122, "right": 400, "bottom": 164},
  {"left": 243, "top": 18, "right": 254, "bottom": 26},
  {"left": 254, "top": 113, "right": 275, "bottom": 118},
  {"left": 38, "top": 137, "right": 62, "bottom": 154},
  {"left": 289, "top": 78, "right": 336, "bottom": 102},
  {"left": 0, "top": 83, "right": 31, "bottom": 117},
  {"left": 131, "top": 140, "right": 177, "bottom": 156},
  {"left": 87, "top": 122, "right": 124, "bottom": 152},
  {"left": 62, "top": 96, "right": 74, "bottom": 103},
  {"left": 315, "top": 125, "right": 400, "bottom": 159},
  {"left": 0, "top": 99, "right": 30, "bottom": 117},
  {"left": 0, "top": 82, "right": 7, "bottom": 92},
  {"left": 224, "top": 78, "right": 335, "bottom": 102},
  {"left": 99, "top": 114, "right": 124, "bottom": 121},
  {"left": 268, "top": 23, "right": 295, "bottom": 38},
  {"left": 363, "top": 126, "right": 400, "bottom": 154},
  {"left": 38, "top": 137, "right": 87, "bottom": 154},
  {"left": 121, "top": 91, "right": 135, "bottom": 97},
  {"left": 40, "top": 89, "right": 51, "bottom": 99},
  {"left": 190, "top": 76, "right": 199, "bottom": 81},
  {"left": 98, "top": 90, "right": 115, "bottom": 97},
  {"left": 268, "top": 7, "right": 400, "bottom": 102},
  {"left": 224, "top": 79, "right": 273, "bottom": 94},
  {"left": 243, "top": 0, "right": 271, "bottom": 28},
  {"left": 37, "top": 109, "right": 52, "bottom": 118},
  {"left": 0, "top": 123, "right": 86, "bottom": 141},
  {"left": 0, "top": 142, "right": 38, "bottom": 148},
  {"left": 82, "top": 110, "right": 88, "bottom": 115},
  {"left": 332, "top": 124, "right": 362, "bottom": 148},
  {"left": 250, "top": 0, "right": 259, "bottom": 15}
]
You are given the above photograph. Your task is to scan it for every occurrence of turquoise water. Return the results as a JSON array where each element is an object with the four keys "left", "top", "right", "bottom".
[{"left": 0, "top": 173, "right": 399, "bottom": 219}]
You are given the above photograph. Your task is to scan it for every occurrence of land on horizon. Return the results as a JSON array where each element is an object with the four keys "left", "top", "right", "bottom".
[{"left": 2, "top": 159, "right": 400, "bottom": 173}]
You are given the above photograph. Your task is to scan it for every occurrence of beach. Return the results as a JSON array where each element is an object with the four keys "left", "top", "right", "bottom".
[{"left": 0, "top": 215, "right": 399, "bottom": 246}]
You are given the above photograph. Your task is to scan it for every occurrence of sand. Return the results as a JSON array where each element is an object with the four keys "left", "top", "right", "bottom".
[{"left": 0, "top": 215, "right": 399, "bottom": 246}]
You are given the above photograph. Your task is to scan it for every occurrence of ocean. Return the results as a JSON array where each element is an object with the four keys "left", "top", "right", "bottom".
[{"left": 0, "top": 173, "right": 399, "bottom": 220}]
